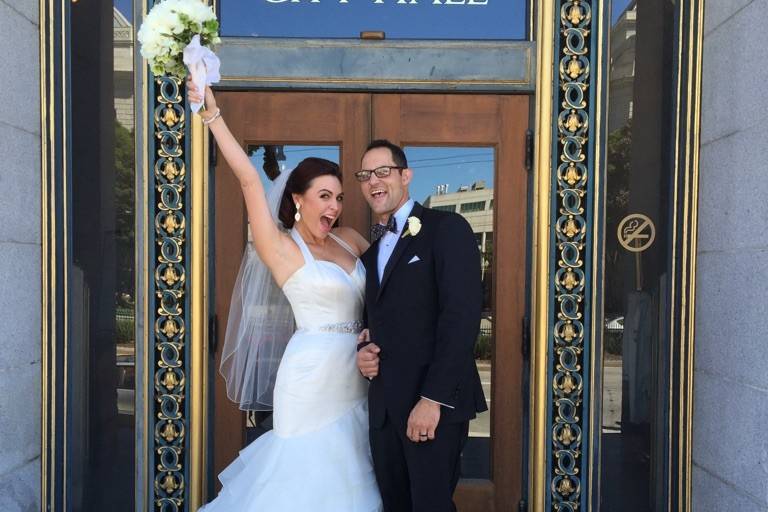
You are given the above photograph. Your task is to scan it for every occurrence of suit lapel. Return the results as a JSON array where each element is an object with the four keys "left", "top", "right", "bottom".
[
  {"left": 377, "top": 202, "right": 424, "bottom": 302},
  {"left": 362, "top": 238, "right": 381, "bottom": 302}
]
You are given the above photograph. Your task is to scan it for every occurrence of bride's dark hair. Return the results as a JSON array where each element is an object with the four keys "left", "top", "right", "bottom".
[{"left": 278, "top": 157, "right": 342, "bottom": 229}]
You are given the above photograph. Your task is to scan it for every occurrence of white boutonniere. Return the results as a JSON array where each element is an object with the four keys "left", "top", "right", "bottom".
[{"left": 401, "top": 216, "right": 422, "bottom": 238}]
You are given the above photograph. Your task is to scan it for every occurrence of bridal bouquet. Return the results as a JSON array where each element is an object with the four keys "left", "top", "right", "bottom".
[{"left": 138, "top": 0, "right": 222, "bottom": 112}]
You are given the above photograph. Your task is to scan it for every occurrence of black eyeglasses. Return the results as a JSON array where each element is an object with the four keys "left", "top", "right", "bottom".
[{"left": 354, "top": 166, "right": 404, "bottom": 182}]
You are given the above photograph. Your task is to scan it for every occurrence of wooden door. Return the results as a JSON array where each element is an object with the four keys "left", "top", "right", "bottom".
[
  {"left": 212, "top": 92, "right": 528, "bottom": 511},
  {"left": 212, "top": 92, "right": 372, "bottom": 484},
  {"left": 372, "top": 94, "right": 528, "bottom": 511}
]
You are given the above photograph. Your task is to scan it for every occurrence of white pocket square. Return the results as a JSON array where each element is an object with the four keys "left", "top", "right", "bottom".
[{"left": 408, "top": 255, "right": 421, "bottom": 264}]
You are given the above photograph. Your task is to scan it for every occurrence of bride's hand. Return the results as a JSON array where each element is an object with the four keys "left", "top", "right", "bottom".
[{"left": 186, "top": 77, "right": 218, "bottom": 118}]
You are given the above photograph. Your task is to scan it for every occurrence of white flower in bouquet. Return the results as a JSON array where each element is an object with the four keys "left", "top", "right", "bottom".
[{"left": 137, "top": 0, "right": 221, "bottom": 79}]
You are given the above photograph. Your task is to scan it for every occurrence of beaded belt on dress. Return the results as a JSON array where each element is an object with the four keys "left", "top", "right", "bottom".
[{"left": 315, "top": 320, "right": 363, "bottom": 334}]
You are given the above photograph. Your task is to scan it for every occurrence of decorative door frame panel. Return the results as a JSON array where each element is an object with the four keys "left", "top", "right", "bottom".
[
  {"left": 148, "top": 76, "right": 187, "bottom": 512},
  {"left": 145, "top": 75, "right": 209, "bottom": 512},
  {"left": 669, "top": 2, "right": 706, "bottom": 508},
  {"left": 41, "top": 0, "right": 68, "bottom": 507},
  {"left": 532, "top": 1, "right": 608, "bottom": 510}
]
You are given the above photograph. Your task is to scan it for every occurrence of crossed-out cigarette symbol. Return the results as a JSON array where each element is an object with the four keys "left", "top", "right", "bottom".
[{"left": 618, "top": 214, "right": 655, "bottom": 253}]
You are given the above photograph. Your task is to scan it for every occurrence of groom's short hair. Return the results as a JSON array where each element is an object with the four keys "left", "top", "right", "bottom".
[{"left": 366, "top": 139, "right": 408, "bottom": 169}]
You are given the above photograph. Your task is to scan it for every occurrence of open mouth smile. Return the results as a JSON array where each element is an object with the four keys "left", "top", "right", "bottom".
[
  {"left": 370, "top": 189, "right": 387, "bottom": 200},
  {"left": 320, "top": 215, "right": 336, "bottom": 230}
]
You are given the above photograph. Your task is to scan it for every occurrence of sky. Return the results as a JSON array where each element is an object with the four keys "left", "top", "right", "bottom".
[
  {"left": 115, "top": 0, "right": 132, "bottom": 22},
  {"left": 405, "top": 147, "right": 494, "bottom": 203},
  {"left": 612, "top": 0, "right": 634, "bottom": 24}
]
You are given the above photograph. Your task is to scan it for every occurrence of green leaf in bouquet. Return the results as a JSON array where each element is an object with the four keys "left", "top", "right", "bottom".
[
  {"left": 178, "top": 13, "right": 202, "bottom": 36},
  {"left": 160, "top": 32, "right": 187, "bottom": 44},
  {"left": 203, "top": 19, "right": 219, "bottom": 33},
  {"left": 168, "top": 61, "right": 187, "bottom": 80}
]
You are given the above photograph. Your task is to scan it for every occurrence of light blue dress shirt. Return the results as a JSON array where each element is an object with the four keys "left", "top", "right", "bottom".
[{"left": 376, "top": 198, "right": 414, "bottom": 283}]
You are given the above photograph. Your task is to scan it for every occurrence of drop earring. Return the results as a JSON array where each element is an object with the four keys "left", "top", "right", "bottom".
[{"left": 294, "top": 203, "right": 301, "bottom": 223}]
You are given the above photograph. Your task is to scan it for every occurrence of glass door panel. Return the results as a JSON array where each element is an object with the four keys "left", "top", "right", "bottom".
[
  {"left": 601, "top": 0, "right": 676, "bottom": 509},
  {"left": 68, "top": 0, "right": 137, "bottom": 508},
  {"left": 407, "top": 146, "right": 495, "bottom": 480},
  {"left": 246, "top": 145, "right": 342, "bottom": 197}
]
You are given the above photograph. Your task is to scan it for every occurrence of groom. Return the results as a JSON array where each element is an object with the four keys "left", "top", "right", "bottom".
[{"left": 356, "top": 140, "right": 487, "bottom": 512}]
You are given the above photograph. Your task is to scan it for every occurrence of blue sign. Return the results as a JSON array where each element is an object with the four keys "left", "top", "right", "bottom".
[{"left": 220, "top": 0, "right": 527, "bottom": 40}]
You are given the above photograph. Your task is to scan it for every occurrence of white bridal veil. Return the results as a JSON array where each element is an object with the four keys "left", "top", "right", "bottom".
[{"left": 219, "top": 168, "right": 296, "bottom": 410}]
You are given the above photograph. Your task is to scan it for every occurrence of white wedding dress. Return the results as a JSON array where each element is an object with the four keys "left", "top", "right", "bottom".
[{"left": 201, "top": 230, "right": 382, "bottom": 511}]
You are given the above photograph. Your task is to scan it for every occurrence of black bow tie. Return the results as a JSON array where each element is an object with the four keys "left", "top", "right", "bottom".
[{"left": 370, "top": 216, "right": 398, "bottom": 242}]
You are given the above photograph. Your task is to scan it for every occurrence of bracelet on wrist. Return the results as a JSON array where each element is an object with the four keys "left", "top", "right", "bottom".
[{"left": 202, "top": 108, "right": 221, "bottom": 126}]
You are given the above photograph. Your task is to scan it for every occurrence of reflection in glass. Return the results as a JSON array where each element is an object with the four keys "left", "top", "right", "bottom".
[
  {"left": 69, "top": 1, "right": 136, "bottom": 508},
  {"left": 407, "top": 147, "right": 494, "bottom": 479},
  {"left": 601, "top": 1, "right": 674, "bottom": 509},
  {"left": 220, "top": 0, "right": 527, "bottom": 40},
  {"left": 242, "top": 145, "right": 341, "bottom": 442}
]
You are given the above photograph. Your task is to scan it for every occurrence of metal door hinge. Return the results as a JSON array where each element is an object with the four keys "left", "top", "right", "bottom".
[
  {"left": 524, "top": 129, "right": 534, "bottom": 172},
  {"left": 522, "top": 315, "right": 531, "bottom": 360},
  {"left": 209, "top": 140, "right": 217, "bottom": 168},
  {"left": 209, "top": 314, "right": 218, "bottom": 354}
]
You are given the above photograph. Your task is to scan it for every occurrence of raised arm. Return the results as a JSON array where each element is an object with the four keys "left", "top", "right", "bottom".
[{"left": 188, "top": 81, "right": 298, "bottom": 280}]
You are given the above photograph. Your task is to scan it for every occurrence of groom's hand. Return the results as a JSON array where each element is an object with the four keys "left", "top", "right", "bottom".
[
  {"left": 357, "top": 340, "right": 380, "bottom": 379},
  {"left": 407, "top": 399, "right": 441, "bottom": 442}
]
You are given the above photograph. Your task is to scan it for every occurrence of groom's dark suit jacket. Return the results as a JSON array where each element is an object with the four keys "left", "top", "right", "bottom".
[{"left": 361, "top": 202, "right": 487, "bottom": 429}]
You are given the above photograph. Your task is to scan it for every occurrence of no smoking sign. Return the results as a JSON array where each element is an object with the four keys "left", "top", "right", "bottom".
[{"left": 617, "top": 214, "right": 656, "bottom": 253}]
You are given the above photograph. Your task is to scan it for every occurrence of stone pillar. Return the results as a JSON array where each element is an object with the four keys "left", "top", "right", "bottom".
[
  {"left": 0, "top": 0, "right": 41, "bottom": 510},
  {"left": 694, "top": 1, "right": 768, "bottom": 510}
]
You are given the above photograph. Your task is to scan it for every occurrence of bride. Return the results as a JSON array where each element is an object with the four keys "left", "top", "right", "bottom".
[{"left": 189, "top": 81, "right": 382, "bottom": 512}]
